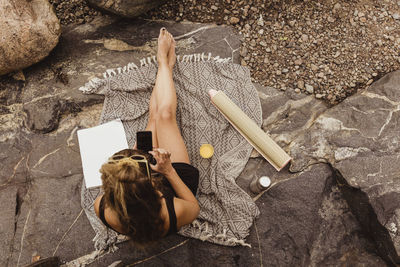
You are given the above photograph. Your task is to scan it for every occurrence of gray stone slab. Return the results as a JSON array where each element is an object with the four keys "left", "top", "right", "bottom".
[
  {"left": 0, "top": 186, "right": 18, "bottom": 267},
  {"left": 7, "top": 174, "right": 84, "bottom": 266},
  {"left": 288, "top": 71, "right": 400, "bottom": 264}
]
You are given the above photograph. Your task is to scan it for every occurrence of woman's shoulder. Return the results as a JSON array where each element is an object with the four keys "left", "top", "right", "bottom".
[{"left": 94, "top": 195, "right": 128, "bottom": 234}]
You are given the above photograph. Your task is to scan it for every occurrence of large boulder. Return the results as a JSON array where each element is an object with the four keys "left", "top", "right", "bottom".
[
  {"left": 0, "top": 0, "right": 61, "bottom": 75},
  {"left": 87, "top": 0, "right": 166, "bottom": 18},
  {"left": 288, "top": 71, "right": 400, "bottom": 265}
]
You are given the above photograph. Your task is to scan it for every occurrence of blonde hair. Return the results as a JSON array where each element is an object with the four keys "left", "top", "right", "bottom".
[{"left": 100, "top": 149, "right": 165, "bottom": 246}]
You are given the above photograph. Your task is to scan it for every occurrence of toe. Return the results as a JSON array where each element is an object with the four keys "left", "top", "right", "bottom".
[{"left": 160, "top": 27, "right": 167, "bottom": 37}]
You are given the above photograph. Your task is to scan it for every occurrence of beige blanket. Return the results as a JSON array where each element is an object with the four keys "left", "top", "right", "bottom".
[{"left": 80, "top": 54, "right": 261, "bottom": 251}]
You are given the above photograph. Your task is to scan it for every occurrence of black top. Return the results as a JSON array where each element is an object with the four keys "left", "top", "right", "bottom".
[{"left": 98, "top": 162, "right": 199, "bottom": 236}]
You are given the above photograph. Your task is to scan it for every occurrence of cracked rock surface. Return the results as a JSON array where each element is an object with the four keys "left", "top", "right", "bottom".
[
  {"left": 288, "top": 71, "right": 400, "bottom": 263},
  {"left": 0, "top": 17, "right": 397, "bottom": 266}
]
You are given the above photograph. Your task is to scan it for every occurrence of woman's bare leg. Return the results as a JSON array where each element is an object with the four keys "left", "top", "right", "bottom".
[
  {"left": 144, "top": 89, "right": 158, "bottom": 149},
  {"left": 152, "top": 28, "right": 190, "bottom": 164}
]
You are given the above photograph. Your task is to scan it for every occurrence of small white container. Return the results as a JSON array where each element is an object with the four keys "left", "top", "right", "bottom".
[{"left": 250, "top": 176, "right": 271, "bottom": 193}]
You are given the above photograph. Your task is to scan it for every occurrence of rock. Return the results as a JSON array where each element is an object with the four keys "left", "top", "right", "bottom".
[
  {"left": 297, "top": 80, "right": 305, "bottom": 89},
  {"left": 311, "top": 64, "right": 319, "bottom": 72},
  {"left": 393, "top": 13, "right": 400, "bottom": 20},
  {"left": 88, "top": 0, "right": 166, "bottom": 18},
  {"left": 0, "top": 186, "right": 18, "bottom": 267},
  {"left": 23, "top": 97, "right": 62, "bottom": 133},
  {"left": 253, "top": 164, "right": 335, "bottom": 266},
  {"left": 316, "top": 93, "right": 323, "bottom": 99},
  {"left": 305, "top": 84, "right": 314, "bottom": 94},
  {"left": 240, "top": 47, "right": 248, "bottom": 57},
  {"left": 12, "top": 70, "right": 25, "bottom": 81},
  {"left": 333, "top": 3, "right": 341, "bottom": 10},
  {"left": 289, "top": 71, "right": 400, "bottom": 264},
  {"left": 294, "top": 59, "right": 303, "bottom": 65},
  {"left": 0, "top": 0, "right": 61, "bottom": 75},
  {"left": 327, "top": 16, "right": 335, "bottom": 23},
  {"left": 230, "top": 16, "right": 240, "bottom": 24},
  {"left": 257, "top": 15, "right": 264, "bottom": 26}
]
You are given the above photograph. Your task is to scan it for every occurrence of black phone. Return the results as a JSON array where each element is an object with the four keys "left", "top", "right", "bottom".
[
  {"left": 136, "top": 131, "right": 156, "bottom": 165},
  {"left": 137, "top": 131, "right": 153, "bottom": 152}
]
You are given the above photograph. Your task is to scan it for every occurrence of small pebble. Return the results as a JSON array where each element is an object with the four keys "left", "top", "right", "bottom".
[
  {"left": 305, "top": 84, "right": 314, "bottom": 94},
  {"left": 257, "top": 15, "right": 264, "bottom": 26},
  {"left": 297, "top": 80, "right": 305, "bottom": 89},
  {"left": 294, "top": 59, "right": 303, "bottom": 65},
  {"left": 230, "top": 17, "right": 240, "bottom": 24},
  {"left": 311, "top": 64, "right": 319, "bottom": 72}
]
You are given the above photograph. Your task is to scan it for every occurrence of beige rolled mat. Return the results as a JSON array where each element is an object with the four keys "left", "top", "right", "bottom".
[{"left": 209, "top": 89, "right": 291, "bottom": 171}]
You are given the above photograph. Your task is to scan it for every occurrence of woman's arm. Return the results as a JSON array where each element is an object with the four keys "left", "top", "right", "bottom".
[{"left": 149, "top": 149, "right": 200, "bottom": 224}]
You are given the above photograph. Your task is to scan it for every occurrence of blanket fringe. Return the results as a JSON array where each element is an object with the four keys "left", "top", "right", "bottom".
[
  {"left": 79, "top": 52, "right": 232, "bottom": 94},
  {"left": 190, "top": 219, "right": 251, "bottom": 248}
]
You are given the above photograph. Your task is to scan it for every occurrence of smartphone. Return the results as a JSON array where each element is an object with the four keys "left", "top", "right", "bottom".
[
  {"left": 136, "top": 131, "right": 156, "bottom": 165},
  {"left": 136, "top": 131, "right": 153, "bottom": 152}
]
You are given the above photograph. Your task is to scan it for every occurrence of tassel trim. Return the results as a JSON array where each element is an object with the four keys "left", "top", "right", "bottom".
[
  {"left": 79, "top": 52, "right": 232, "bottom": 94},
  {"left": 189, "top": 219, "right": 251, "bottom": 248}
]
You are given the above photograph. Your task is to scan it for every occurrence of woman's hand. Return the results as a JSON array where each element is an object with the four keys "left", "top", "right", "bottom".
[{"left": 149, "top": 148, "right": 174, "bottom": 175}]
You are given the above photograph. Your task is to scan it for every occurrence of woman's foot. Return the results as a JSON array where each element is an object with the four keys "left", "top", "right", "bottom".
[
  {"left": 157, "top": 28, "right": 173, "bottom": 67},
  {"left": 167, "top": 36, "right": 176, "bottom": 70}
]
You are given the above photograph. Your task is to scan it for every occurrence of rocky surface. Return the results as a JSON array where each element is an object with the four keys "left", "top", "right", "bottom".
[
  {"left": 0, "top": 0, "right": 61, "bottom": 76},
  {"left": 147, "top": 0, "right": 400, "bottom": 105},
  {"left": 46, "top": 0, "right": 400, "bottom": 105},
  {"left": 49, "top": 0, "right": 101, "bottom": 25},
  {"left": 288, "top": 70, "right": 400, "bottom": 263},
  {"left": 0, "top": 16, "right": 398, "bottom": 267},
  {"left": 88, "top": 0, "right": 166, "bottom": 18}
]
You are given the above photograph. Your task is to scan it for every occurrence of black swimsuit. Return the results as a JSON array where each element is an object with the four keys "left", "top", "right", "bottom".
[{"left": 98, "top": 162, "right": 199, "bottom": 235}]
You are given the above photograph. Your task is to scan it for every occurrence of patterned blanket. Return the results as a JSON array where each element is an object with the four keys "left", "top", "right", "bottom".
[{"left": 80, "top": 53, "right": 261, "bottom": 251}]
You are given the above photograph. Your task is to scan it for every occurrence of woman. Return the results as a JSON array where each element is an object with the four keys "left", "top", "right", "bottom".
[{"left": 94, "top": 28, "right": 200, "bottom": 246}]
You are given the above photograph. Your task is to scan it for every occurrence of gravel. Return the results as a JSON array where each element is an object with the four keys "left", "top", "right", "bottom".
[
  {"left": 49, "top": 0, "right": 400, "bottom": 105},
  {"left": 48, "top": 0, "right": 100, "bottom": 25}
]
